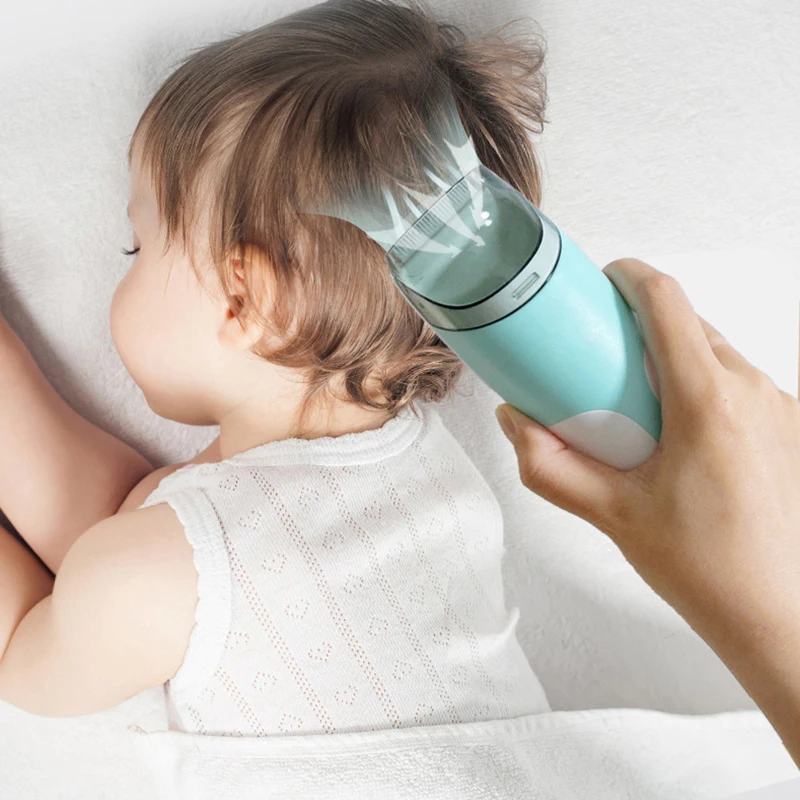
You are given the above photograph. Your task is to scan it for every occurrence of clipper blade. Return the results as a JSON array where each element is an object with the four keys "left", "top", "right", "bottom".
[
  {"left": 308, "top": 90, "right": 484, "bottom": 255},
  {"left": 303, "top": 87, "right": 543, "bottom": 311}
]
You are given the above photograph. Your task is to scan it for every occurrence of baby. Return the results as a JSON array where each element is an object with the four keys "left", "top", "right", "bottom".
[{"left": 0, "top": 0, "right": 551, "bottom": 735}]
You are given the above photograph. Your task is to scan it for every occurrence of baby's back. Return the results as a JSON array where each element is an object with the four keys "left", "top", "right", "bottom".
[{"left": 140, "top": 404, "right": 549, "bottom": 736}]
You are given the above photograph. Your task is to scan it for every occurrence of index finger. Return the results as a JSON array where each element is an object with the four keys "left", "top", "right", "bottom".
[{"left": 603, "top": 258, "right": 721, "bottom": 403}]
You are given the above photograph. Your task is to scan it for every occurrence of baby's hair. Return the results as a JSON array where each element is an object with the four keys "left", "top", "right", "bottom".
[{"left": 129, "top": 0, "right": 547, "bottom": 421}]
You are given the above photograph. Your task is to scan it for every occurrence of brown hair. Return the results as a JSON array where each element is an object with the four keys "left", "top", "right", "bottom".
[{"left": 129, "top": 0, "right": 547, "bottom": 420}]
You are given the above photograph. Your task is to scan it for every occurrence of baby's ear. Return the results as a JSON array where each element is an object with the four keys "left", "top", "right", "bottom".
[{"left": 217, "top": 246, "right": 272, "bottom": 352}]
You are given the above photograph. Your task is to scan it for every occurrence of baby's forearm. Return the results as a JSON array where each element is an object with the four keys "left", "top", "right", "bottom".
[{"left": 0, "top": 317, "right": 152, "bottom": 573}]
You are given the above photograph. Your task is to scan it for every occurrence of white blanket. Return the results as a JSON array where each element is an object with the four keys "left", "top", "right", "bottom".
[
  {"left": 131, "top": 708, "right": 795, "bottom": 800},
  {"left": 0, "top": 686, "right": 796, "bottom": 799},
  {"left": 0, "top": 0, "right": 799, "bottom": 797}
]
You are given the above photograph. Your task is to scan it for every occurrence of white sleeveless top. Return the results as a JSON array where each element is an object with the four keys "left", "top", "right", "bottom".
[{"left": 139, "top": 403, "right": 550, "bottom": 736}]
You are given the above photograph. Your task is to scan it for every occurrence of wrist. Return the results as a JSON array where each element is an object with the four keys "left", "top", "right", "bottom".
[{"left": 689, "top": 582, "right": 800, "bottom": 761}]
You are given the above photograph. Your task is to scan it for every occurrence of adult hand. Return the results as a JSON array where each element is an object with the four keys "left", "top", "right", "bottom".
[{"left": 495, "top": 258, "right": 800, "bottom": 765}]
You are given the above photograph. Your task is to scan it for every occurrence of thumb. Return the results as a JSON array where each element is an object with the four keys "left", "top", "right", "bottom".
[{"left": 495, "top": 404, "right": 625, "bottom": 526}]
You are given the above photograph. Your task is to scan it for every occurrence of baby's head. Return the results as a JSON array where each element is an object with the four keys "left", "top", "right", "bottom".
[{"left": 111, "top": 0, "right": 547, "bottom": 435}]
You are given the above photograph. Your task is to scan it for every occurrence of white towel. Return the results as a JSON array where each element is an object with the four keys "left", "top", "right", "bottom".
[
  {"left": 130, "top": 705, "right": 797, "bottom": 800},
  {"left": 0, "top": 688, "right": 795, "bottom": 799}
]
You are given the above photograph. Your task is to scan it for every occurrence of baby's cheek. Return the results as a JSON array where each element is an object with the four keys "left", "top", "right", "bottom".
[
  {"left": 110, "top": 272, "right": 152, "bottom": 383},
  {"left": 109, "top": 275, "right": 131, "bottom": 356}
]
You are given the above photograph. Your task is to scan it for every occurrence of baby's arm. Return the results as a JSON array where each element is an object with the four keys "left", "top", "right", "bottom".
[
  {"left": 0, "top": 315, "right": 153, "bottom": 573},
  {"left": 0, "top": 503, "right": 197, "bottom": 715}
]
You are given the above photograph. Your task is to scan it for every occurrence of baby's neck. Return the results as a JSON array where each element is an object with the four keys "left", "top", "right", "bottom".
[{"left": 216, "top": 396, "right": 394, "bottom": 461}]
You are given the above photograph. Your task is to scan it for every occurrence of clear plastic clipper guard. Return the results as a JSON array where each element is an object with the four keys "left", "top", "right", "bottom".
[
  {"left": 310, "top": 91, "right": 561, "bottom": 331},
  {"left": 389, "top": 165, "right": 543, "bottom": 303}
]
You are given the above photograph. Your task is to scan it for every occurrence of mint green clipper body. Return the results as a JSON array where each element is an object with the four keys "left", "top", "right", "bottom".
[{"left": 386, "top": 166, "right": 662, "bottom": 470}]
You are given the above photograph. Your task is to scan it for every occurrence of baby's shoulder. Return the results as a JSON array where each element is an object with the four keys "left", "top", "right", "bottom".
[
  {"left": 80, "top": 504, "right": 199, "bottom": 615},
  {"left": 49, "top": 503, "right": 199, "bottom": 696}
]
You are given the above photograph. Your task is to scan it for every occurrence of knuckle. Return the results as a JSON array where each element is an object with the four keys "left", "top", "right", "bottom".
[
  {"left": 749, "top": 367, "right": 777, "bottom": 394},
  {"left": 641, "top": 272, "right": 681, "bottom": 304}
]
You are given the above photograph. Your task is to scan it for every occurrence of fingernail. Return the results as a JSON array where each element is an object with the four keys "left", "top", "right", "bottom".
[{"left": 495, "top": 405, "right": 517, "bottom": 442}]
